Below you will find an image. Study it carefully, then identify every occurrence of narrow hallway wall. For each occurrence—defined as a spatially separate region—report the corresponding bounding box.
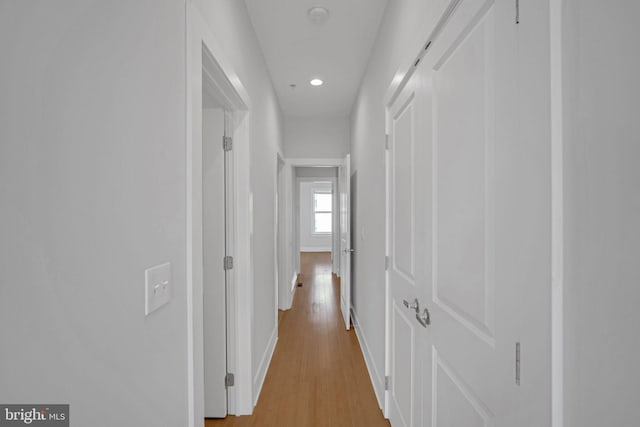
[0,1,188,425]
[0,1,285,424]
[563,1,640,425]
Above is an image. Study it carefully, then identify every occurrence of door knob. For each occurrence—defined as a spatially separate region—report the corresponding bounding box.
[403,298,419,313]
[416,307,431,328]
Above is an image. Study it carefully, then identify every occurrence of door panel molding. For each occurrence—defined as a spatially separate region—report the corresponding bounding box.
[432,348,494,427]
[432,0,496,349]
[392,302,416,427]
[391,92,417,284]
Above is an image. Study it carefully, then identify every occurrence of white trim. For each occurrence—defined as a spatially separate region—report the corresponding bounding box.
[296,177,337,183]
[352,306,385,411]
[382,1,458,106]
[550,1,564,426]
[274,153,280,335]
[185,5,195,425]
[252,326,278,406]
[287,158,343,167]
[186,4,253,422]
[231,115,253,415]
[300,247,332,252]
[383,126,391,418]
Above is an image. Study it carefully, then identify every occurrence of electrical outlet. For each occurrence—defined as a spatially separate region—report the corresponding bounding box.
[145,262,171,316]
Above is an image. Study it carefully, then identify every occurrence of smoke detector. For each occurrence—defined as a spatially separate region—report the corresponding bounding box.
[307,7,330,25]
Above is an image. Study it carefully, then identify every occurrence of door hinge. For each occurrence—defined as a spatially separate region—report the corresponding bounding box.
[223,255,234,271]
[385,255,390,271]
[385,376,390,390]
[515,342,521,386]
[225,373,235,388]
[223,136,233,151]
[385,134,390,150]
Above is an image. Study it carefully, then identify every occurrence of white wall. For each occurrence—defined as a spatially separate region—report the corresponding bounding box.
[299,181,333,252]
[563,1,640,425]
[349,0,441,404]
[0,1,187,425]
[284,116,350,158]
[0,0,284,423]
[193,0,284,405]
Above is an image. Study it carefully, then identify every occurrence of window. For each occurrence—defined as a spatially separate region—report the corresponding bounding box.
[313,191,332,234]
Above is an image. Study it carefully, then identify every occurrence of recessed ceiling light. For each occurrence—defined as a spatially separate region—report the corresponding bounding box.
[310,78,324,86]
[307,7,330,25]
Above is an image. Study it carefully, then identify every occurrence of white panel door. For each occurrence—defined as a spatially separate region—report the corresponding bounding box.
[387,56,432,427]
[387,0,550,425]
[339,154,352,330]
[203,108,227,418]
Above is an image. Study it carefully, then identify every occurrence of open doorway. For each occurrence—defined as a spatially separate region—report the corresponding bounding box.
[281,158,351,331]
[277,159,348,316]
[294,167,339,285]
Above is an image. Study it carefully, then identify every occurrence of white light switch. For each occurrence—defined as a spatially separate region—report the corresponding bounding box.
[145,262,171,316]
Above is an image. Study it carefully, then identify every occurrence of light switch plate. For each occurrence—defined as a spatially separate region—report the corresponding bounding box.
[145,262,171,316]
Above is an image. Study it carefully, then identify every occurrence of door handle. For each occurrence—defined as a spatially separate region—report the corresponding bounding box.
[403,298,419,313]
[416,307,431,328]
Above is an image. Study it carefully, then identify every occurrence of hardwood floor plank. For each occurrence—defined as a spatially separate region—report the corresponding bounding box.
[206,252,389,427]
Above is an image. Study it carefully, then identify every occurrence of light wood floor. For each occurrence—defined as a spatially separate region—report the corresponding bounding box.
[206,252,389,427]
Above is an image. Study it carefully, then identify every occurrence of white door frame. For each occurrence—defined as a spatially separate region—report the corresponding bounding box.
[283,158,343,309]
[186,4,253,425]
[275,154,287,311]
[550,1,564,425]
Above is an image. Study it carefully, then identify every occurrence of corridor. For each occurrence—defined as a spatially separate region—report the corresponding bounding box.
[207,252,389,427]
[2,2,639,426]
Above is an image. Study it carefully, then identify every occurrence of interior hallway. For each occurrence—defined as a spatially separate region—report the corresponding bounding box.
[207,252,389,427]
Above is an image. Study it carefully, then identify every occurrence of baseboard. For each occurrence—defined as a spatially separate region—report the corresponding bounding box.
[300,247,331,252]
[351,306,385,410]
[252,325,278,406]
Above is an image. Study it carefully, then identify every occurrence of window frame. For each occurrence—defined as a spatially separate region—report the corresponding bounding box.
[312,190,333,235]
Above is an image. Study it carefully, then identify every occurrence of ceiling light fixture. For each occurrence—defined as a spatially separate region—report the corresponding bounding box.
[307,7,330,25]
[310,78,324,87]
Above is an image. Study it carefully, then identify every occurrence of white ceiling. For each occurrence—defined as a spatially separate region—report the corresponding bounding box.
[244,0,388,118]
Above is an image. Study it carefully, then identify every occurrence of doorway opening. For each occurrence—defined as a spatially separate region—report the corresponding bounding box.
[294,167,338,293]
[277,157,351,331]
